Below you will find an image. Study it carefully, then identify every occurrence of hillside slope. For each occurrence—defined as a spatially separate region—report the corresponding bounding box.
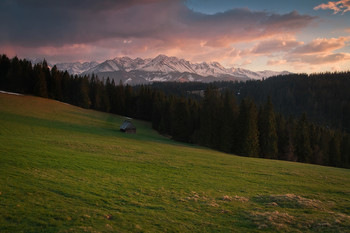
[0,93,350,232]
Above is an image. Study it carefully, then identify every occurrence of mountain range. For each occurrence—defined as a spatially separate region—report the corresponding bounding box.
[51,55,290,84]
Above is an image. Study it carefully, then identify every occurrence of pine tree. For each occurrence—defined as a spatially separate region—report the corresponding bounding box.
[294,114,312,162]
[220,90,239,153]
[152,91,165,131]
[159,97,174,135]
[328,134,341,167]
[6,56,24,93]
[0,54,11,90]
[77,76,90,108]
[237,98,260,157]
[124,84,133,116]
[199,85,222,148]
[171,98,190,142]
[33,63,48,98]
[258,97,278,159]
[341,134,350,168]
[50,65,63,101]
[61,71,71,103]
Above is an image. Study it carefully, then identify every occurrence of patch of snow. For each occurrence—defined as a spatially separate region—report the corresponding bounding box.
[151,77,167,82]
[188,74,194,82]
[55,100,72,106]
[124,78,133,84]
[0,90,23,96]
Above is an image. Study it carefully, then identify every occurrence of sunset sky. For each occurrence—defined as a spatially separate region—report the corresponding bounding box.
[1,0,349,73]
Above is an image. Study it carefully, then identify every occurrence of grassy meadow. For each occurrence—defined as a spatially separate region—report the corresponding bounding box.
[1,92,350,232]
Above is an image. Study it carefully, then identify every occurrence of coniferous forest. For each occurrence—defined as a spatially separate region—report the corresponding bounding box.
[1,54,350,168]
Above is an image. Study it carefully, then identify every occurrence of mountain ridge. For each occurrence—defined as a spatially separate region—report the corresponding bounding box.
[50,55,290,84]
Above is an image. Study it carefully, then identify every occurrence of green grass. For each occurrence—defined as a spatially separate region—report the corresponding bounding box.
[1,93,350,232]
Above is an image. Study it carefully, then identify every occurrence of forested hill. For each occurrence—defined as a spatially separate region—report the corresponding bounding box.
[232,73,350,133]
[149,73,350,133]
[0,54,349,169]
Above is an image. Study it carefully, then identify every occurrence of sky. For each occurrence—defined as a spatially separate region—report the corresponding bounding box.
[0,0,350,73]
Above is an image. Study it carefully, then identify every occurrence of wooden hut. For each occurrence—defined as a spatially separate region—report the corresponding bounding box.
[120,120,136,133]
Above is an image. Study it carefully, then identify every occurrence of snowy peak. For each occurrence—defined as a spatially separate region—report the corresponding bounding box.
[54,61,99,75]
[193,62,229,76]
[54,55,291,84]
[141,54,196,73]
[112,57,149,71]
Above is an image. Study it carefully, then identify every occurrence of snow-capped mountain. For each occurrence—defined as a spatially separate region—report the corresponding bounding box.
[67,54,289,84]
[54,61,99,75]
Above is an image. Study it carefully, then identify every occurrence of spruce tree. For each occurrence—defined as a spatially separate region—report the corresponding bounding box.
[220,90,239,153]
[258,97,278,159]
[294,114,312,162]
[328,133,342,167]
[0,54,11,90]
[77,76,90,108]
[237,98,260,157]
[171,98,190,142]
[341,134,350,168]
[33,63,48,98]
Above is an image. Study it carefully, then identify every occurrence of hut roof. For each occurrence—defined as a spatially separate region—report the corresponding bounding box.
[120,120,136,131]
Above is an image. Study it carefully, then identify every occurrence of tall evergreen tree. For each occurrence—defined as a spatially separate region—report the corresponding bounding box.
[294,114,312,163]
[171,98,191,142]
[199,85,222,148]
[33,63,48,98]
[50,65,63,100]
[258,97,278,159]
[152,91,165,131]
[341,134,350,168]
[77,76,90,108]
[220,90,239,153]
[158,97,174,134]
[328,133,342,167]
[237,98,260,157]
[0,54,11,90]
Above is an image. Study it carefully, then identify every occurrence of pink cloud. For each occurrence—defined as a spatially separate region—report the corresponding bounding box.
[251,38,303,55]
[314,0,350,14]
[267,59,287,66]
[287,53,350,65]
[263,36,350,69]
[292,37,350,54]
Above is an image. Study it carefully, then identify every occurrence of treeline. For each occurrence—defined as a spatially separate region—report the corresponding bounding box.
[150,73,350,133]
[150,86,350,168]
[0,54,349,168]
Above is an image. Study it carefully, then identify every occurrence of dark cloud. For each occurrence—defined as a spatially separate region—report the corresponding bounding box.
[0,0,315,48]
[0,0,175,46]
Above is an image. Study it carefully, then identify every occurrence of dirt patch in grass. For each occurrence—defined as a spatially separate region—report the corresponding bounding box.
[186,191,203,202]
[250,210,294,230]
[329,211,350,225]
[222,195,249,202]
[308,212,350,232]
[253,194,322,209]
[181,192,222,209]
